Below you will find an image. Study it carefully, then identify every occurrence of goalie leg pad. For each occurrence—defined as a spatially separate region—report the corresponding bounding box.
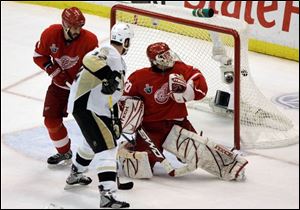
[163,125,248,181]
[118,142,153,179]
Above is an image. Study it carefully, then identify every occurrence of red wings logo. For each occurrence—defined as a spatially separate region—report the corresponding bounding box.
[154,82,169,104]
[54,55,79,70]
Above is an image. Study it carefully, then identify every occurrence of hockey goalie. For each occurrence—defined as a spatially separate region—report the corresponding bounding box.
[117,42,248,181]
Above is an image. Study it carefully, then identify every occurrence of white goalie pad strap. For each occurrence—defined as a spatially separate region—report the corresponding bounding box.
[119,98,144,134]
[118,142,153,179]
[163,125,248,181]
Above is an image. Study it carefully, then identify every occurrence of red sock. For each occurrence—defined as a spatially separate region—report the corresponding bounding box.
[44,118,71,154]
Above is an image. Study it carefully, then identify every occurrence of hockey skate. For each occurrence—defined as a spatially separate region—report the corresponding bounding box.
[99,185,130,208]
[47,150,72,165]
[64,164,92,190]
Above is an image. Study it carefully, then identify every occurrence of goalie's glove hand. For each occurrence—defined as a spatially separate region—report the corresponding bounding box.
[169,73,187,93]
[168,73,187,103]
[46,64,72,87]
[101,71,121,95]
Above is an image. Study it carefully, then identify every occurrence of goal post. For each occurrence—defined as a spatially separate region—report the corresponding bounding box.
[110,4,298,150]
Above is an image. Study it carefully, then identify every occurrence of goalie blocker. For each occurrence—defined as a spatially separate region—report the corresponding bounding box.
[117,98,248,180]
[118,97,154,178]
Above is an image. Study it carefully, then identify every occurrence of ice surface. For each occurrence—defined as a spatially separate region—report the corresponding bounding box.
[1,2,299,209]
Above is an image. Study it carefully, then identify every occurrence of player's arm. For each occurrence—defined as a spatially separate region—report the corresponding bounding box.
[82,49,121,95]
[33,27,54,72]
[169,69,208,103]
[33,27,72,88]
[189,70,208,100]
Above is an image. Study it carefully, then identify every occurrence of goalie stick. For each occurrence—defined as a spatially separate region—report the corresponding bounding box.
[121,133,136,145]
[117,177,133,190]
[116,162,134,190]
[108,96,134,190]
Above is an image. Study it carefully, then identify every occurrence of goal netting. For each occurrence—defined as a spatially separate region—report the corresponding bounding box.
[111,4,298,149]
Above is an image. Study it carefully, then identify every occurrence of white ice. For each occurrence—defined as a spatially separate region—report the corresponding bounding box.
[1,2,299,209]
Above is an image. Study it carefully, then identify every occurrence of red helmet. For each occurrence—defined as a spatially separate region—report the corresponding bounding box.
[62,7,85,29]
[146,42,175,69]
[146,42,170,62]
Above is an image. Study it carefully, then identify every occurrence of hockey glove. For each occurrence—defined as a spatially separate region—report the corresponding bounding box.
[168,73,187,103]
[169,73,187,93]
[46,64,73,87]
[101,71,121,95]
[112,117,122,140]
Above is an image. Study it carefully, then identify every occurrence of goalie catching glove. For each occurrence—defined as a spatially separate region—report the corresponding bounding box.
[169,73,187,93]
[168,73,187,103]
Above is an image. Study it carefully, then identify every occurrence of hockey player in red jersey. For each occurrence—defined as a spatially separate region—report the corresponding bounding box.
[118,42,248,181]
[33,7,98,165]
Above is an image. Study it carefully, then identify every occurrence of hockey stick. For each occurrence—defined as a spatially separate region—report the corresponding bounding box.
[121,133,136,145]
[108,95,134,190]
[116,162,134,190]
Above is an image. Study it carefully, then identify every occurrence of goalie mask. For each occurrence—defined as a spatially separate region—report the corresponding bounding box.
[147,42,178,70]
[111,23,134,55]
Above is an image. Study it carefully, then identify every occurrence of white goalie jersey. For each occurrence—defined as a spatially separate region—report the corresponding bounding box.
[68,42,127,117]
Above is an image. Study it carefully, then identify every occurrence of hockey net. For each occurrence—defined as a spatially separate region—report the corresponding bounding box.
[111,4,298,149]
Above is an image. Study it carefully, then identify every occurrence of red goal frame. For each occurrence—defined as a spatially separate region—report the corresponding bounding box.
[111,4,242,149]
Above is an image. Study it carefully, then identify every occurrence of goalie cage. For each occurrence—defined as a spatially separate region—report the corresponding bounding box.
[111,4,298,149]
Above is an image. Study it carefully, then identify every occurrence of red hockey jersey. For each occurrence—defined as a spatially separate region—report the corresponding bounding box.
[33,24,98,88]
[123,61,208,122]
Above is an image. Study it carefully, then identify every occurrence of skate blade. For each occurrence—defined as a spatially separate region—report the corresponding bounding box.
[100,204,130,209]
[47,159,72,169]
[64,184,76,190]
[64,183,90,190]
